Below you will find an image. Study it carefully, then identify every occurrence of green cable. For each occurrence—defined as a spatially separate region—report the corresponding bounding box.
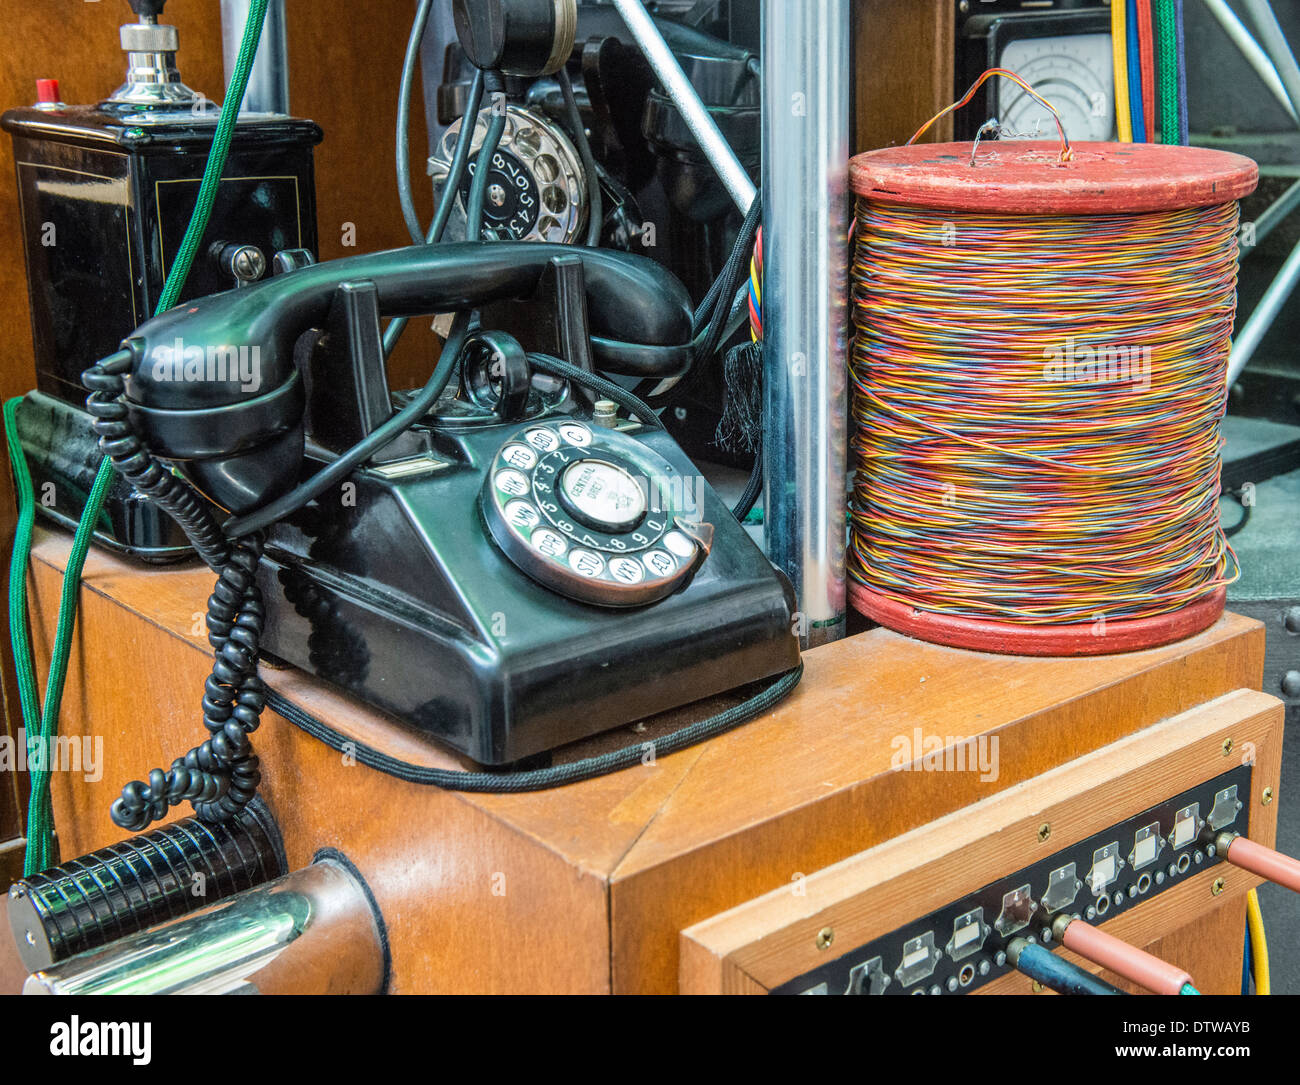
[6,0,271,876]
[1155,0,1181,144]
[4,398,47,869]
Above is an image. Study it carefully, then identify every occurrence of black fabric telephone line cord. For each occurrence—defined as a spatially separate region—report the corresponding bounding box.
[396,0,436,245]
[695,195,761,353]
[731,450,763,522]
[264,661,802,794]
[634,200,761,405]
[526,353,663,428]
[226,312,473,539]
[383,68,486,357]
[464,71,508,240]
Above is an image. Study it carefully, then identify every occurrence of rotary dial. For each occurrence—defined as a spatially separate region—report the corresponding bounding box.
[480,419,712,606]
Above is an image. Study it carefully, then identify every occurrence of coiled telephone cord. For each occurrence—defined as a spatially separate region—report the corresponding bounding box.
[82,353,268,832]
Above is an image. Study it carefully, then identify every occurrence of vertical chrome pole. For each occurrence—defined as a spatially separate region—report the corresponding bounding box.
[221,0,290,114]
[761,0,850,647]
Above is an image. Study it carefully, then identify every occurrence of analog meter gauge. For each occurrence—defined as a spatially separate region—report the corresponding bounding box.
[997,34,1115,143]
[956,6,1114,142]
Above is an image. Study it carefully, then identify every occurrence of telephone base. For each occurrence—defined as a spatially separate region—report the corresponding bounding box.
[256,414,799,765]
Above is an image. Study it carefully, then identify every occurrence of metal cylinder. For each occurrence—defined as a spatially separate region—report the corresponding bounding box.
[23,858,386,996]
[1203,0,1300,124]
[1240,0,1300,122]
[760,0,850,646]
[221,0,290,114]
[8,802,285,972]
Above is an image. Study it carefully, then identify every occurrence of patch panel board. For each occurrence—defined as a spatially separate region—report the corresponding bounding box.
[776,764,1252,995]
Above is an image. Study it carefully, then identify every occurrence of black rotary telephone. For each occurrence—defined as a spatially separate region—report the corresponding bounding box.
[89,240,797,829]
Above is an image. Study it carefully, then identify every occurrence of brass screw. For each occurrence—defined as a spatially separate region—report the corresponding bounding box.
[1038,822,1051,843]
[1262,787,1274,806]
[1211,877,1226,896]
[1032,980,1044,994]
[816,927,834,950]
[1222,738,1234,757]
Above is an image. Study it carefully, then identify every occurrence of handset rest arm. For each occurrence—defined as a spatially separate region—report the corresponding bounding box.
[123,241,692,411]
[115,242,693,515]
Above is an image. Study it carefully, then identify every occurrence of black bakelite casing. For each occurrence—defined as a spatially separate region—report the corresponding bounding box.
[1,103,321,559]
[260,410,799,765]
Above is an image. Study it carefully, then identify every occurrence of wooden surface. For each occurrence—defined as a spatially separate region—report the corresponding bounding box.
[854,0,954,151]
[21,527,1270,993]
[680,689,1282,994]
[0,1,444,857]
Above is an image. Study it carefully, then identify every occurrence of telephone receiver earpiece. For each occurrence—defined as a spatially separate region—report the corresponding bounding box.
[117,242,693,514]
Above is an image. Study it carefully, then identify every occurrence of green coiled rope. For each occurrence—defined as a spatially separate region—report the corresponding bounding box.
[5,0,271,876]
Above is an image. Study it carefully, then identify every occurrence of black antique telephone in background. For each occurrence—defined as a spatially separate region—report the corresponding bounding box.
[428,0,762,467]
[83,238,798,829]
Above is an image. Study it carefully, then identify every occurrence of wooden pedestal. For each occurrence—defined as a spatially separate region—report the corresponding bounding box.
[23,528,1280,994]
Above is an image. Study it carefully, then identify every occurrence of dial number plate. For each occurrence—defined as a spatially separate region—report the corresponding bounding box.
[481,420,710,606]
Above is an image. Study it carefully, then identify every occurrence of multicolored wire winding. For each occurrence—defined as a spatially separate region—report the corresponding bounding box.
[848,199,1242,625]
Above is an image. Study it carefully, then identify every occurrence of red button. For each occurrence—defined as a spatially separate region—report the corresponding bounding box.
[35,79,61,105]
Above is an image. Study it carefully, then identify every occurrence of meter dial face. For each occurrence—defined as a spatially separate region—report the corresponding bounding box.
[997,34,1115,143]
[481,420,712,607]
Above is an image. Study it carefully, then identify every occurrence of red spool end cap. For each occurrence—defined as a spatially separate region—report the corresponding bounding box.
[848,583,1227,657]
[849,141,1258,214]
[35,79,61,105]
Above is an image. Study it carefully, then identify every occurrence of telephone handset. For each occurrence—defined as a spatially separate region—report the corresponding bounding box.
[118,241,695,517]
[104,240,798,768]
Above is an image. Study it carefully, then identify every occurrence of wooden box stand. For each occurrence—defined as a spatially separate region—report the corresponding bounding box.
[22,529,1282,994]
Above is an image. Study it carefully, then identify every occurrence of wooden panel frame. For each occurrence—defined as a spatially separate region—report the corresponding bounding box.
[681,689,1283,994]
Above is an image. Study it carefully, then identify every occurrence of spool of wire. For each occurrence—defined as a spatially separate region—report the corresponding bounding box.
[847,124,1257,654]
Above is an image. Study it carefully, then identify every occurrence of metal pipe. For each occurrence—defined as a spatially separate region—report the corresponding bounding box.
[609,0,756,214]
[1227,231,1300,385]
[1248,176,1300,248]
[760,0,849,647]
[1241,0,1300,124]
[22,859,386,995]
[1203,0,1299,125]
[220,0,290,114]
